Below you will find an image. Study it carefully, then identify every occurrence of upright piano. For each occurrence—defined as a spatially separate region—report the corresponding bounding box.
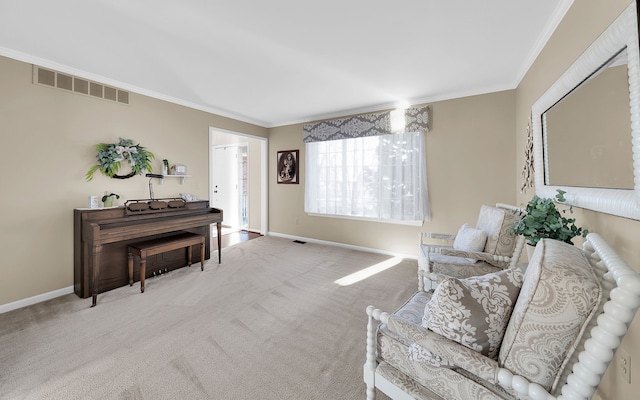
[74,199,223,305]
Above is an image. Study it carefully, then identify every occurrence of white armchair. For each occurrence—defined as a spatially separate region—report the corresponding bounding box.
[365,234,640,400]
[418,204,525,290]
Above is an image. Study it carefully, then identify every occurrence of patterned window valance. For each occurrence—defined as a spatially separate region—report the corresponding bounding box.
[303,105,429,143]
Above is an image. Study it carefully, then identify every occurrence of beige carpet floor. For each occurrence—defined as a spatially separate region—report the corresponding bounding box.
[0,236,417,399]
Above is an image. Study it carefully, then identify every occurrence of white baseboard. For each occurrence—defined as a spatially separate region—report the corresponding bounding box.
[2,234,411,314]
[0,286,74,314]
[267,231,417,260]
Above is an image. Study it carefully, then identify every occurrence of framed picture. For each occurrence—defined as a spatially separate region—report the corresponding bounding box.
[277,149,299,184]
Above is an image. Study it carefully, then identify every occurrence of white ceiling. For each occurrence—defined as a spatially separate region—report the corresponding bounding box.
[0,0,573,128]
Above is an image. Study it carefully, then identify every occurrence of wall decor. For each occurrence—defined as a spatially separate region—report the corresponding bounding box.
[531,4,640,220]
[171,164,187,175]
[520,116,534,194]
[277,149,299,184]
[86,137,154,180]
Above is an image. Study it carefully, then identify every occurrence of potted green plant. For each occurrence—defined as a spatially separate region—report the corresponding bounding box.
[512,189,588,254]
[102,193,120,207]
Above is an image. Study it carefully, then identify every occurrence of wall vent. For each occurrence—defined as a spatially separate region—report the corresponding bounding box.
[73,77,88,95]
[33,65,129,105]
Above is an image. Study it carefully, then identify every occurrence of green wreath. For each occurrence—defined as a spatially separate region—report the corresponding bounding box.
[86,137,155,181]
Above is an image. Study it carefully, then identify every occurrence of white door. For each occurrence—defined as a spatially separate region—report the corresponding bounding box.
[209,127,267,236]
[213,146,240,229]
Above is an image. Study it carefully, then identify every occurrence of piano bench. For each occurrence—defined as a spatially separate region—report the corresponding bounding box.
[127,232,205,293]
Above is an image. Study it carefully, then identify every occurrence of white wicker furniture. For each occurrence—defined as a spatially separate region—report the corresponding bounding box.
[418,203,525,291]
[365,233,640,400]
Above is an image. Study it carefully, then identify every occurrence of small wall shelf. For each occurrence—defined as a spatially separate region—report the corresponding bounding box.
[159,174,191,184]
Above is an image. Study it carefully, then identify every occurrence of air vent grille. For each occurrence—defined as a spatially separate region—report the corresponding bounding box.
[74,77,88,94]
[56,73,72,90]
[33,65,129,105]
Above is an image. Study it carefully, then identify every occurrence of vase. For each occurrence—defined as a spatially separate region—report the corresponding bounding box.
[103,197,114,207]
[526,244,536,260]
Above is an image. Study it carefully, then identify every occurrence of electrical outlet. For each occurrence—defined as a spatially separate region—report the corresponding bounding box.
[619,348,631,384]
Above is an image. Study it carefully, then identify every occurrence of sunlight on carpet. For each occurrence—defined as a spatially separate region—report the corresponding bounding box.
[334,256,404,286]
[0,236,413,399]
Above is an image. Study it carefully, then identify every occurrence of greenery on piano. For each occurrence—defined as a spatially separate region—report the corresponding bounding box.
[101,193,120,203]
[86,138,155,181]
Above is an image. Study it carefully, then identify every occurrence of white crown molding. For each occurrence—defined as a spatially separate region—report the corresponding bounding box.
[512,0,575,88]
[0,47,270,128]
[285,82,516,128]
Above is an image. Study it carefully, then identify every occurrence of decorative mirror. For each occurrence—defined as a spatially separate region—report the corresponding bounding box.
[532,3,640,220]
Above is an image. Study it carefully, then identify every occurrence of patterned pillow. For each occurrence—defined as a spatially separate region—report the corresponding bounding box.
[476,205,517,258]
[498,239,601,391]
[453,223,488,262]
[413,269,523,366]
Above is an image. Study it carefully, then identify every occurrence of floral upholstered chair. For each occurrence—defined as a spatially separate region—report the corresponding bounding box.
[418,204,525,291]
[364,234,640,400]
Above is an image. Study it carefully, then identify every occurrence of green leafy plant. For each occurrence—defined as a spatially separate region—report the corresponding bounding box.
[511,189,588,246]
[101,193,120,203]
[86,138,154,181]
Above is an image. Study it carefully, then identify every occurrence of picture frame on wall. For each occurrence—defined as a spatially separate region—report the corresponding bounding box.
[277,149,299,184]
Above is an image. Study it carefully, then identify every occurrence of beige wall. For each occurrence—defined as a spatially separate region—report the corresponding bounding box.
[0,55,267,306]
[3,1,640,395]
[515,1,640,398]
[268,90,517,256]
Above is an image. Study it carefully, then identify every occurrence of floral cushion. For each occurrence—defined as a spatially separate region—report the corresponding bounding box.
[453,223,488,262]
[410,269,523,367]
[498,239,601,392]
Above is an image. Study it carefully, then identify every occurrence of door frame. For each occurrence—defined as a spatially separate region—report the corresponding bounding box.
[209,127,268,235]
[212,143,245,229]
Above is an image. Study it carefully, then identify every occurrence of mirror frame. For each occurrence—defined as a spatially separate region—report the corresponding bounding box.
[532,3,640,220]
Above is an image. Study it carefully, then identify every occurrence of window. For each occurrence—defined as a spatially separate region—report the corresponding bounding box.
[305,131,429,224]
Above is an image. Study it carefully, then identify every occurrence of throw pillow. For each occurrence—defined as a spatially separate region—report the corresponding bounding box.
[476,205,517,258]
[453,223,488,262]
[421,269,523,363]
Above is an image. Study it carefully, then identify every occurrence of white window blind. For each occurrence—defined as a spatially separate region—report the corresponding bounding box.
[305,131,429,223]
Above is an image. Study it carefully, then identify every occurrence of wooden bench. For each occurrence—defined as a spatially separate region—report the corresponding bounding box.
[127,232,205,293]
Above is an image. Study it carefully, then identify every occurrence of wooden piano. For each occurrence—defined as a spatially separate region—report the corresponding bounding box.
[74,199,223,306]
